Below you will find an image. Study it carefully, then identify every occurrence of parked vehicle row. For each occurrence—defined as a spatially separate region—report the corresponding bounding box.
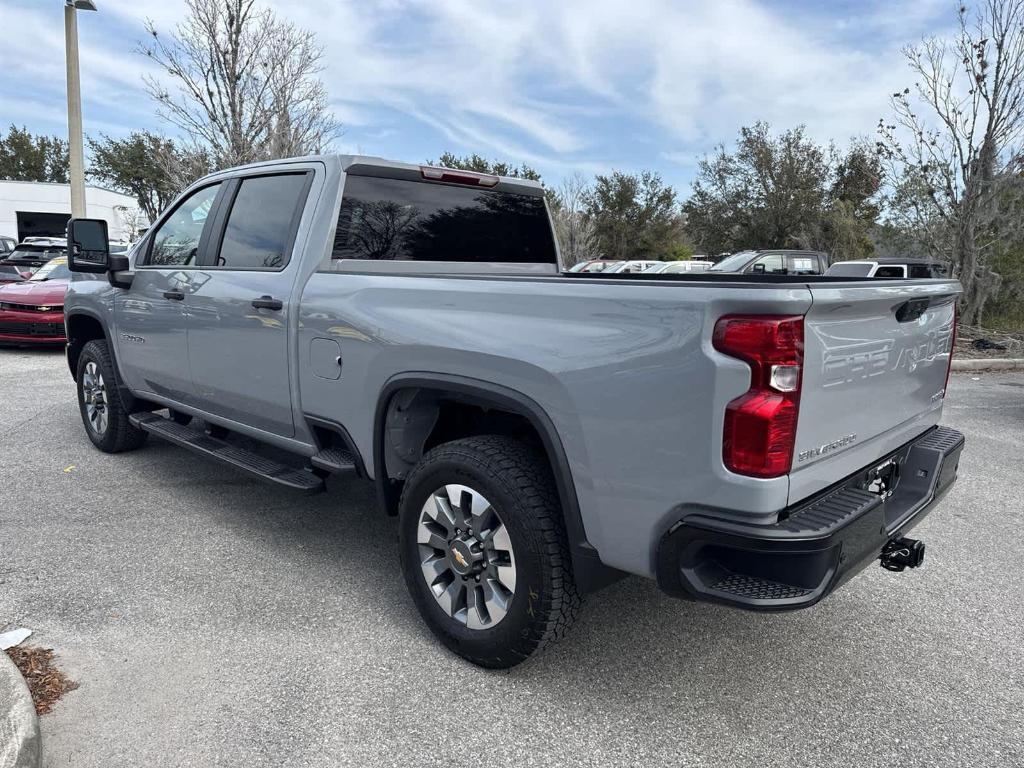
[568,258,714,274]
[568,251,951,280]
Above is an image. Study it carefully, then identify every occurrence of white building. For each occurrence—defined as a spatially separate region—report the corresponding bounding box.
[0,180,144,243]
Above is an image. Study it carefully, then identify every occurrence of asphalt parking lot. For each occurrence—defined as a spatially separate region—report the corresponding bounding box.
[1,348,1022,768]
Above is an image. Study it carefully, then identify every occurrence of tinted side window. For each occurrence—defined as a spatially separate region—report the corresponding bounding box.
[874,266,905,278]
[332,175,557,263]
[147,183,221,266]
[215,174,309,269]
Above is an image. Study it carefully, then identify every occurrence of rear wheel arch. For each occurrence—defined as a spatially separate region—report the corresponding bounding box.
[373,374,622,593]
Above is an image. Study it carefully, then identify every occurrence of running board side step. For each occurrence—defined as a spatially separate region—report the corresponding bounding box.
[129,413,325,494]
[310,446,357,475]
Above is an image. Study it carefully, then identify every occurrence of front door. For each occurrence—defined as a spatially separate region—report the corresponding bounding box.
[186,171,313,437]
[114,182,223,404]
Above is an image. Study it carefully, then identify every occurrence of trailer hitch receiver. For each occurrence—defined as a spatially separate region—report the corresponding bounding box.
[880,537,926,572]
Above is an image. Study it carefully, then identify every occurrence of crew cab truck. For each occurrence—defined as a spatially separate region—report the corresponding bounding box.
[64,155,965,668]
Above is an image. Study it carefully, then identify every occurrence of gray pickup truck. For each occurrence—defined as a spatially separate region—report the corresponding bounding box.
[63,155,965,668]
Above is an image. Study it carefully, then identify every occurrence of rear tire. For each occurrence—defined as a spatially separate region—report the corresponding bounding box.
[398,435,581,668]
[76,340,148,453]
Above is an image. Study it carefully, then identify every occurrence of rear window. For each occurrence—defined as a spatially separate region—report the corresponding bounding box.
[331,175,556,264]
[7,246,64,261]
[826,262,873,277]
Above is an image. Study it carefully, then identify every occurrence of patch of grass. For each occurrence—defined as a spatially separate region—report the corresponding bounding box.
[4,646,78,715]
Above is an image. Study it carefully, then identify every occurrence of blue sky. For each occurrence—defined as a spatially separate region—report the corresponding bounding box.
[0,0,956,192]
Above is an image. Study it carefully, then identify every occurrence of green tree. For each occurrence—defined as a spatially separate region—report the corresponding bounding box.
[584,170,685,259]
[0,125,69,183]
[683,123,829,255]
[683,123,881,261]
[818,140,883,261]
[88,132,184,223]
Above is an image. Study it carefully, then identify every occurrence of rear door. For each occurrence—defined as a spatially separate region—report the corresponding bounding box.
[186,169,314,437]
[789,279,959,503]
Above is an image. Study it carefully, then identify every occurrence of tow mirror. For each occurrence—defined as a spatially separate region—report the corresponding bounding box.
[67,218,110,273]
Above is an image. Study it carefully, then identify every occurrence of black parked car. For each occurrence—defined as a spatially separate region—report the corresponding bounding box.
[0,237,67,271]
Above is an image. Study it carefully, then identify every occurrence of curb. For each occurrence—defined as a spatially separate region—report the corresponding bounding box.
[952,358,1024,372]
[0,651,40,768]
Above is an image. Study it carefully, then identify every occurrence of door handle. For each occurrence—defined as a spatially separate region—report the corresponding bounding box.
[163,289,185,301]
[252,295,283,311]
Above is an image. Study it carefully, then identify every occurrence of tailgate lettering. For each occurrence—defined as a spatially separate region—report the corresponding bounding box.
[821,325,953,386]
[798,434,857,463]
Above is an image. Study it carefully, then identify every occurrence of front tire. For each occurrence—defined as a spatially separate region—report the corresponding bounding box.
[398,435,581,668]
[76,339,148,453]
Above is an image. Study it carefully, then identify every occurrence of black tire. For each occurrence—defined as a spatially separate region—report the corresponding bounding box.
[398,435,581,668]
[76,339,148,453]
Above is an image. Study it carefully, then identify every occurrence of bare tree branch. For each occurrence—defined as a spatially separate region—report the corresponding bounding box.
[138,0,340,168]
[879,0,1024,324]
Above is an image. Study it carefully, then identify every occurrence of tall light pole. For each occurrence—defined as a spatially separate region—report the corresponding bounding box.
[64,0,97,219]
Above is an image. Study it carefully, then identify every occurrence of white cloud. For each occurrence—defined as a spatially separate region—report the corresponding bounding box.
[2,0,953,184]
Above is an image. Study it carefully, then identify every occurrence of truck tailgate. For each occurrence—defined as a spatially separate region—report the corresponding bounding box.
[789,279,958,504]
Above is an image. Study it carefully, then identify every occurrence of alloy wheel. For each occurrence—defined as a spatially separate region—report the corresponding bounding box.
[416,484,517,629]
[81,360,108,435]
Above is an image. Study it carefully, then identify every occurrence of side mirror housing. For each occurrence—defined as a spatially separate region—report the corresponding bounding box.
[67,218,110,273]
[107,253,134,289]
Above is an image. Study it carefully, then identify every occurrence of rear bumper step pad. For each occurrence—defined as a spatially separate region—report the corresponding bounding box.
[130,412,325,494]
[655,425,965,611]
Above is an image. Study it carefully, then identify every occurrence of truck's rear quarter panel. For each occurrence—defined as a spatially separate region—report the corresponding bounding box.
[299,273,813,576]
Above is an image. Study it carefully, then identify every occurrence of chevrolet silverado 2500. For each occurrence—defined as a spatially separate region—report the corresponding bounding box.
[63,156,965,668]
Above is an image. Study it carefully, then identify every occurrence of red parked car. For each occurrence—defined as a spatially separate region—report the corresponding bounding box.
[0,257,70,345]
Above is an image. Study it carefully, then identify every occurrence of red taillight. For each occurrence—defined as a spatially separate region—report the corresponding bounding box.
[419,166,499,187]
[713,315,804,478]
